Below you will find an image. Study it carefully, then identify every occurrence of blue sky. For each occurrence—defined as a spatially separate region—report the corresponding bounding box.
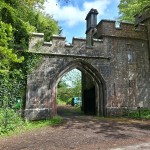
[44,0,120,43]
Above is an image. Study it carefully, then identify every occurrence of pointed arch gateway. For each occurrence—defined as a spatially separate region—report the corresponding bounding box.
[51,59,107,116]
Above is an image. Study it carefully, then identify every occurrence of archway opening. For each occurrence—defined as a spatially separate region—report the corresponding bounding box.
[56,70,98,116]
[52,59,106,117]
[57,69,82,107]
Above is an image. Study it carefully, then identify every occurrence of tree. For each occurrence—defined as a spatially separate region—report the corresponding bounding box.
[0,0,61,133]
[61,69,81,97]
[30,12,60,41]
[57,69,82,104]
[0,0,60,90]
[0,0,60,86]
[0,21,24,73]
[118,0,150,22]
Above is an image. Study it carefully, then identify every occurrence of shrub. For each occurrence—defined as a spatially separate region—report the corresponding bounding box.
[66,98,72,105]
[128,109,150,119]
[0,108,24,135]
[57,98,66,105]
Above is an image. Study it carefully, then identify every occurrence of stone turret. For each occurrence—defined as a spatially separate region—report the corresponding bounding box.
[85,9,98,47]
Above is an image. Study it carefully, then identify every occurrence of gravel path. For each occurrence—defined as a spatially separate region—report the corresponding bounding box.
[0,106,150,150]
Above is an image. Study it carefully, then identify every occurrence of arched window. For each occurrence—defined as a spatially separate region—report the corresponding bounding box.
[127,44,135,64]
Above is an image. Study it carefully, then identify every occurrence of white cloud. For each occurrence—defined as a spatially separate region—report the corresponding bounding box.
[44,0,111,27]
[83,0,110,15]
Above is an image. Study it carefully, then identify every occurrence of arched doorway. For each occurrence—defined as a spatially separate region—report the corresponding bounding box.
[51,59,106,117]
[56,69,82,106]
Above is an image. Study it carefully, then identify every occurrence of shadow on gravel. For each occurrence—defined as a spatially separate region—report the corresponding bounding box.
[57,105,150,140]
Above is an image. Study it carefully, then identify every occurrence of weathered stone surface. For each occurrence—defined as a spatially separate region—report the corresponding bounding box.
[25,8,150,120]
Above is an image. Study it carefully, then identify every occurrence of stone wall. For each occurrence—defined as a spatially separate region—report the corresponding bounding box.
[26,9,150,120]
[92,9,150,116]
[26,35,111,120]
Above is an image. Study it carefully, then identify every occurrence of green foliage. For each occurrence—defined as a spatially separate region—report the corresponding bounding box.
[25,116,63,129]
[118,0,150,22]
[31,12,60,41]
[22,52,42,74]
[0,70,26,136]
[66,98,72,105]
[0,0,60,49]
[0,6,25,114]
[0,72,24,107]
[57,69,82,104]
[72,106,82,112]
[0,0,36,49]
[0,114,63,136]
[0,0,60,135]
[0,108,24,135]
[0,21,24,73]
[128,109,150,119]
[57,98,67,105]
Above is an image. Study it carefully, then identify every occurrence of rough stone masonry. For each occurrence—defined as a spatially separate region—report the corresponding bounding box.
[25,7,150,120]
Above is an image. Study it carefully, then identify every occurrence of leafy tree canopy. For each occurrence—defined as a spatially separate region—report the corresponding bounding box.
[0,0,62,133]
[0,0,60,73]
[118,0,150,22]
[0,0,60,110]
[0,21,24,73]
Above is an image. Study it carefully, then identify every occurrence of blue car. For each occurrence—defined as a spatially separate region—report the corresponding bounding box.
[71,97,82,106]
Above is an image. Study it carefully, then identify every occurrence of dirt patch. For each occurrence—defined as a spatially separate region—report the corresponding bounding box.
[0,106,150,150]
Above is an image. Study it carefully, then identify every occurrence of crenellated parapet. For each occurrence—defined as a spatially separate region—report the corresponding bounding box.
[29,33,109,59]
[96,20,148,40]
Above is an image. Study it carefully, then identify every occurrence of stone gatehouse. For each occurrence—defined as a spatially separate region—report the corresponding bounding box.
[25,8,150,120]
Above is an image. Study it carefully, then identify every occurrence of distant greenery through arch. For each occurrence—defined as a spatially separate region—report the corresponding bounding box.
[57,69,82,105]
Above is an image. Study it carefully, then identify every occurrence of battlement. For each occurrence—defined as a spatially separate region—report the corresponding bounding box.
[96,20,148,40]
[29,33,109,58]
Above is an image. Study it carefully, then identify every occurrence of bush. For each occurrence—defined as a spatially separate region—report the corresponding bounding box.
[0,108,24,135]
[66,98,72,105]
[128,109,150,119]
[57,98,66,105]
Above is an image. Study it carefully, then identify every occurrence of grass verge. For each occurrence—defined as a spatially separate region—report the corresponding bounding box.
[0,115,63,137]
[24,116,63,129]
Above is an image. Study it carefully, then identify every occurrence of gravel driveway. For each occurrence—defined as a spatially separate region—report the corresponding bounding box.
[0,106,150,150]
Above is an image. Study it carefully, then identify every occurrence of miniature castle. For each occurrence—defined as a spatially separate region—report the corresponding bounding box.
[25,7,150,120]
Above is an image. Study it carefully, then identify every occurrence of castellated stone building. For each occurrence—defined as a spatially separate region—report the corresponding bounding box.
[25,7,150,120]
